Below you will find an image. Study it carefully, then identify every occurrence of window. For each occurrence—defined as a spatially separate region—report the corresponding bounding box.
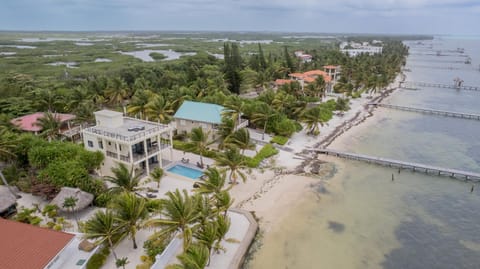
[180,120,186,126]
[98,141,103,149]
[119,145,122,151]
[87,140,93,148]
[108,141,111,146]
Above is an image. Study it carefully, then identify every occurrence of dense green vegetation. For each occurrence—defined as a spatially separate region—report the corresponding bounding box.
[0,31,417,268]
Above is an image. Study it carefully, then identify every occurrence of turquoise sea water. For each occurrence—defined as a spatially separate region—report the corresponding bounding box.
[248,38,480,269]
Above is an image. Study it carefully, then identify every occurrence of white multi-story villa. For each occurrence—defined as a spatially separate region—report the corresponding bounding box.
[340,41,383,57]
[82,110,174,177]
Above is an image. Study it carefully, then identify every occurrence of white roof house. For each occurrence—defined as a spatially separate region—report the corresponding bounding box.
[82,110,174,177]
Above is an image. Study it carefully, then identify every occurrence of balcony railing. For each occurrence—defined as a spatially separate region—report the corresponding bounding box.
[84,123,171,143]
[235,119,249,131]
[106,151,118,159]
[147,145,159,155]
[61,126,82,137]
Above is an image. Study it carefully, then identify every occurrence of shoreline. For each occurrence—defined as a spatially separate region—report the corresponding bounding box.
[233,72,406,238]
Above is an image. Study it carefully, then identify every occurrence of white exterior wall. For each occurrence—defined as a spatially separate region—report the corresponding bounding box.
[175,119,217,140]
[83,133,101,151]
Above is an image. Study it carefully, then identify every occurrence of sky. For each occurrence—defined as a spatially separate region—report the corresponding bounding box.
[1,0,479,35]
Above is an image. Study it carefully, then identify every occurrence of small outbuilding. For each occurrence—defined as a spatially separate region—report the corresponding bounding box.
[50,187,94,213]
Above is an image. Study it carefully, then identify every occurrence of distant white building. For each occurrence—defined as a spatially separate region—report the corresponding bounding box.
[294,50,313,63]
[82,110,174,177]
[340,41,383,57]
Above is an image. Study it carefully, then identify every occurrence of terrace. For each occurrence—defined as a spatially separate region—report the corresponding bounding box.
[83,117,172,143]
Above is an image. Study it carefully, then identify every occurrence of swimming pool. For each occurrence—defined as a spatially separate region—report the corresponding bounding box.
[167,164,203,179]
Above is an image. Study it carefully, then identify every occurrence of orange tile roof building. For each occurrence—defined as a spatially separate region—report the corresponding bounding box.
[275,66,340,93]
[0,219,97,269]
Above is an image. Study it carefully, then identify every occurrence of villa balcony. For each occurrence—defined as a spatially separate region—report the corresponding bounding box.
[107,144,171,164]
[106,151,118,159]
[147,144,159,155]
[61,126,82,137]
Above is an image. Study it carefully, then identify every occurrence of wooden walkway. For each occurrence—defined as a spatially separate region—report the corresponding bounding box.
[368,103,480,120]
[409,52,469,57]
[409,59,466,64]
[403,81,480,91]
[313,148,480,182]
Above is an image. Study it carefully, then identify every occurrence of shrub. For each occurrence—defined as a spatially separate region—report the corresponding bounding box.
[38,161,106,194]
[273,117,296,137]
[271,136,288,145]
[149,52,167,61]
[335,97,351,111]
[246,144,279,168]
[143,232,173,260]
[86,247,110,269]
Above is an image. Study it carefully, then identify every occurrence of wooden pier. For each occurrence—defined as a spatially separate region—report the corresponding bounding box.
[403,81,480,91]
[409,59,467,64]
[368,103,480,120]
[398,87,419,91]
[313,148,480,182]
[409,52,468,57]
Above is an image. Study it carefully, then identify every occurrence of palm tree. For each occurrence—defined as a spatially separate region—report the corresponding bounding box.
[127,90,153,120]
[0,128,17,161]
[83,210,125,260]
[222,96,244,129]
[36,112,62,142]
[166,243,209,269]
[213,214,233,254]
[251,103,275,140]
[149,167,164,189]
[110,192,148,249]
[290,100,307,119]
[73,100,96,127]
[115,257,129,269]
[68,86,91,112]
[214,190,233,216]
[194,168,228,196]
[301,106,333,136]
[217,117,235,150]
[186,127,213,167]
[314,76,327,100]
[31,88,62,112]
[215,148,248,185]
[145,95,175,123]
[193,222,217,265]
[146,189,200,251]
[226,128,255,154]
[195,195,216,227]
[62,196,79,227]
[271,91,294,114]
[104,163,143,195]
[104,77,129,106]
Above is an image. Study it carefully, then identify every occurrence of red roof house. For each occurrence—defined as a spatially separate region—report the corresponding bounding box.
[10,112,76,133]
[0,219,75,269]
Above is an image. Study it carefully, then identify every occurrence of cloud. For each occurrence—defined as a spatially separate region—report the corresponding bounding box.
[0,0,478,33]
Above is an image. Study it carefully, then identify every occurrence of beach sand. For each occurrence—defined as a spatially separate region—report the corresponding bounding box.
[233,73,405,249]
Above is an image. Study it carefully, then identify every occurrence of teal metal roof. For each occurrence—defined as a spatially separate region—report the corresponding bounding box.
[174,101,225,124]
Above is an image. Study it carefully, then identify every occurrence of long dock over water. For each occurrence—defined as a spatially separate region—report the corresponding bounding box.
[368,103,480,121]
[313,148,480,182]
[403,81,480,91]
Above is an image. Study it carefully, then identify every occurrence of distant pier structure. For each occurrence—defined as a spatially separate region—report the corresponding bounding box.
[401,80,480,91]
[453,77,464,88]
